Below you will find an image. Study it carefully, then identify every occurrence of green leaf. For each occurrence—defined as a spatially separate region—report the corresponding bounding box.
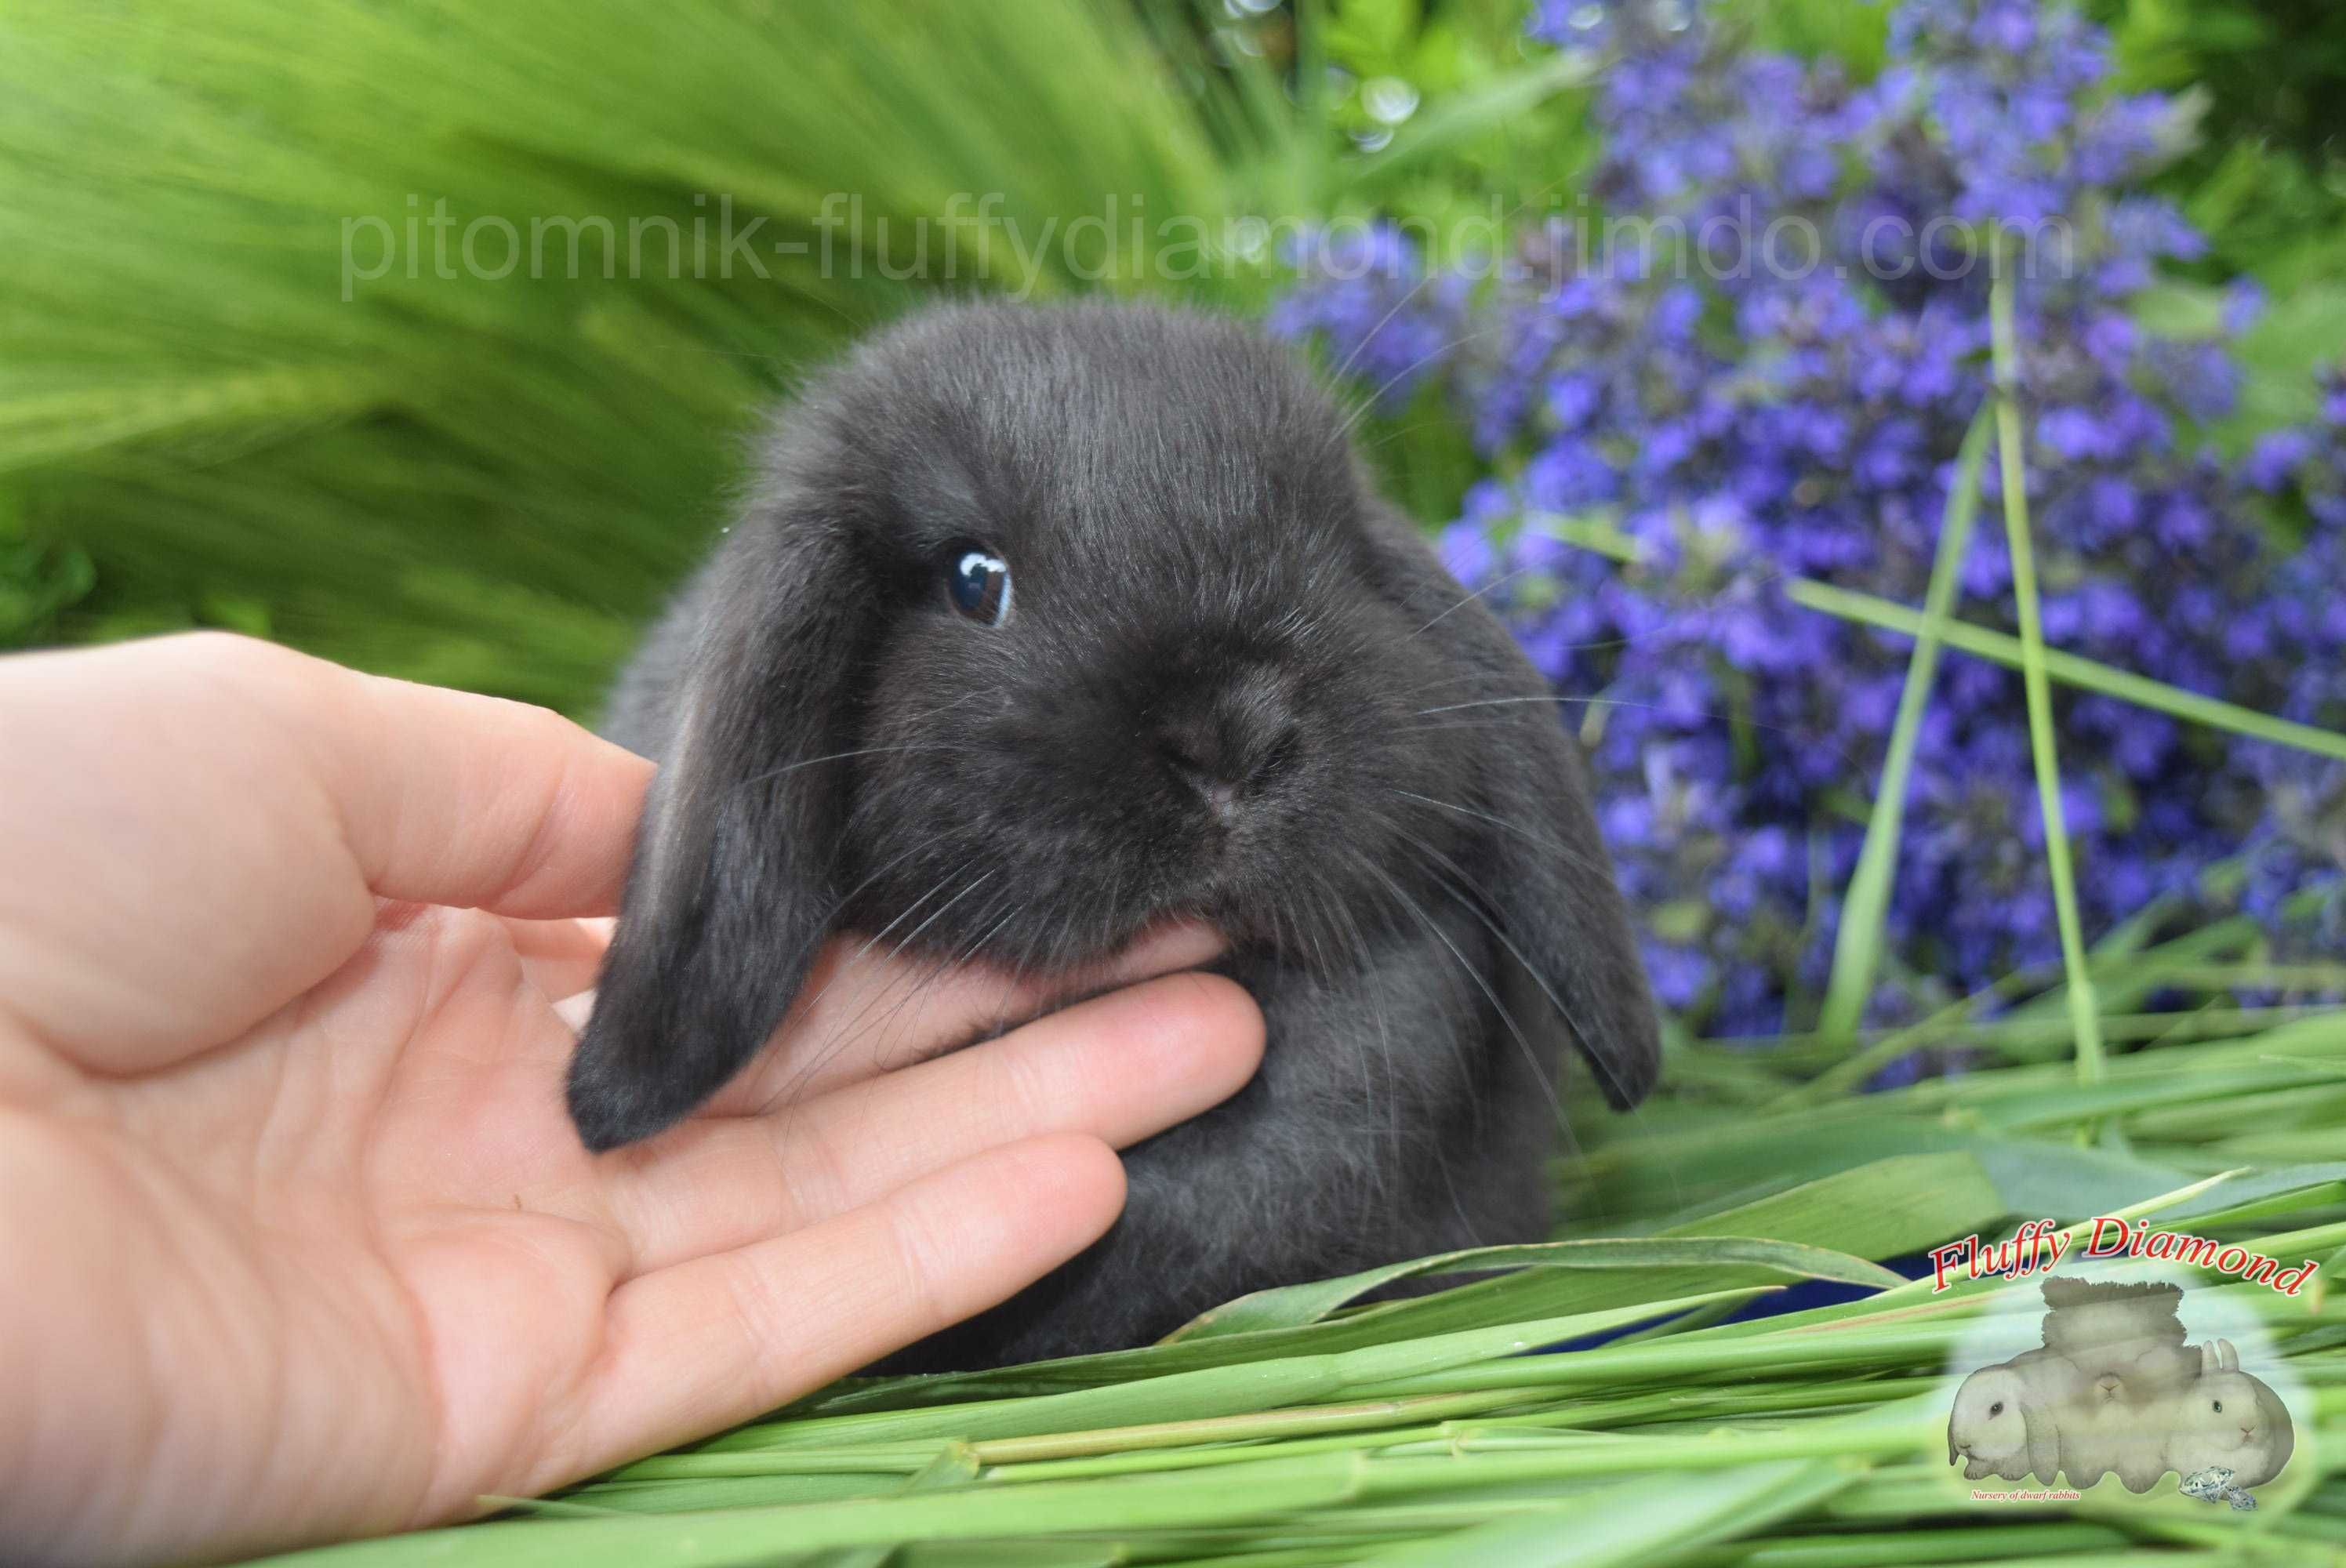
[1355,1457,1862,1568]
[732,1291,1752,1442]
[1784,578,2346,764]
[259,1454,1372,1567]
[1987,274,2105,1094]
[1166,1237,1905,1341]
[1653,1152,2006,1254]
[1816,401,1995,1043]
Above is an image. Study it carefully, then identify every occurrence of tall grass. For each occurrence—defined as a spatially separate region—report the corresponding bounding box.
[1814,405,1996,1044]
[5,5,2341,1564]
[1987,275,2108,1095]
[0,0,1271,706]
[242,993,2346,1565]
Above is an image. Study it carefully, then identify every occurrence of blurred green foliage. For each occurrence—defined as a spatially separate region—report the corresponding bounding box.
[2091,0,2346,172]
[0,2,1280,710]
[2091,0,2346,439]
[5,0,2341,715]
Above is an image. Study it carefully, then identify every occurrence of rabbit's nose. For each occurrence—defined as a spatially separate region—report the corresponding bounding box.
[1155,672,1302,814]
[1157,726,1244,815]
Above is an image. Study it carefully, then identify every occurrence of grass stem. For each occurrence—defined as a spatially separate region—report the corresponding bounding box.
[1987,273,2106,1095]
[1816,403,1996,1044]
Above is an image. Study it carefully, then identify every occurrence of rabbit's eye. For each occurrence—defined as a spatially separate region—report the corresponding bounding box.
[943,543,1012,626]
[1988,1402,2003,1417]
[2213,1399,2224,1414]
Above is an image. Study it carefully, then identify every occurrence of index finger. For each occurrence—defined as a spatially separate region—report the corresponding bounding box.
[0,634,652,1073]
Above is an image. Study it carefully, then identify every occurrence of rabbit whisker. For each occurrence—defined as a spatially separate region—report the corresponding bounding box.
[731,741,964,793]
[754,866,997,1116]
[692,826,964,1113]
[1383,812,1676,1218]
[1324,276,1442,390]
[1411,695,1629,718]
[1324,325,1508,452]
[1380,829,1576,1126]
[1346,849,1537,1137]
[1262,880,1363,1185]
[1394,697,1880,778]
[1407,566,1538,640]
[1315,858,1403,1185]
[1388,789,1612,883]
[833,884,1025,1087]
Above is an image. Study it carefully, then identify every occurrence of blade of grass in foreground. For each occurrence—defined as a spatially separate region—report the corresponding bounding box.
[1166,1236,1905,1340]
[232,1132,2346,1564]
[706,1291,1756,1453]
[1815,401,1996,1045]
[1988,272,2105,1094]
[1353,1457,1862,1568]
[1542,512,2346,767]
[262,1455,1374,1568]
[799,1160,1985,1421]
[1784,577,2346,763]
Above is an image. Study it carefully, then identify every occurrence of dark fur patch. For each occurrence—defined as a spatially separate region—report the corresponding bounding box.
[572,300,1660,1363]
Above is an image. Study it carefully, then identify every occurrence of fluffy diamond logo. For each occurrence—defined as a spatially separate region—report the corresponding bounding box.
[1945,1276,2301,1504]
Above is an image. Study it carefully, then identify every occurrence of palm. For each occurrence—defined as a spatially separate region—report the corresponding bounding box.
[0,637,1258,1565]
[84,907,628,1546]
[296,911,626,1518]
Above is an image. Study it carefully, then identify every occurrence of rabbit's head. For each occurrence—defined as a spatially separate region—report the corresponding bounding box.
[1948,1365,2035,1476]
[566,302,1659,1150]
[2167,1367,2294,1490]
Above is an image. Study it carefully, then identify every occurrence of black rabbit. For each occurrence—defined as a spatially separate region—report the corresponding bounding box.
[568,300,1658,1369]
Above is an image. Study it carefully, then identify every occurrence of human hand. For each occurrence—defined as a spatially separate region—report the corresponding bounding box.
[0,634,1263,1566]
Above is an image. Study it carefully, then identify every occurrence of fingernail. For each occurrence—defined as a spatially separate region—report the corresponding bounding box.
[554,989,597,1034]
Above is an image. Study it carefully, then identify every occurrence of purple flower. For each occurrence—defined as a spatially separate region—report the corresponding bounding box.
[2036,407,2110,463]
[2246,430,2315,492]
[1266,223,1465,410]
[1273,0,2343,1037]
[1436,520,1500,587]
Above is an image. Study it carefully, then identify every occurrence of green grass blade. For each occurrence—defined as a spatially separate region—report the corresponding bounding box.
[1987,273,2105,1093]
[1166,1238,1905,1341]
[1783,578,2346,763]
[1352,53,1596,194]
[724,1291,1753,1450]
[1815,401,1996,1044]
[1353,1457,1862,1568]
[259,1454,1374,1568]
[1540,513,2346,764]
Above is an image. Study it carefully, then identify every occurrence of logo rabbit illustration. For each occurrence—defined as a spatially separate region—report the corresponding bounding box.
[1947,1277,2296,1498]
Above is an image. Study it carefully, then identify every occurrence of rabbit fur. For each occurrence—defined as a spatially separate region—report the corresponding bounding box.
[566,300,1662,1369]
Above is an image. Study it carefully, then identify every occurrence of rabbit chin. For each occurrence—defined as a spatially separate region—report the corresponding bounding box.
[1068,911,1237,979]
[932,873,1341,982]
[903,912,1243,1007]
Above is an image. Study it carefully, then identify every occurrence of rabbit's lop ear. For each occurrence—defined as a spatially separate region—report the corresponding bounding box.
[1477,698,1661,1109]
[1372,506,1661,1109]
[567,514,868,1152]
[2022,1403,2059,1485]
